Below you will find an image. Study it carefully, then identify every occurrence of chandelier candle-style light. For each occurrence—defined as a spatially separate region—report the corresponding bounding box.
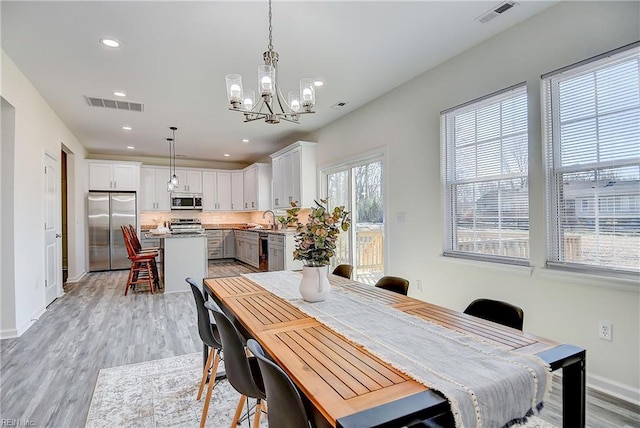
[167,126,179,192]
[225,0,316,124]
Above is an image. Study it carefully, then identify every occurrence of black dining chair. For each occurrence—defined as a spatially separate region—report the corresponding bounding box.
[332,264,353,279]
[206,300,267,428]
[374,276,410,296]
[463,298,524,331]
[187,278,224,428]
[246,339,313,428]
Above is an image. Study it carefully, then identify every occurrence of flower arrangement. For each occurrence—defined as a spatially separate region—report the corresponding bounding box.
[292,199,351,267]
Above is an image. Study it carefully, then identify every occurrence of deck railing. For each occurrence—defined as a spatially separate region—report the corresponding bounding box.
[455,229,583,260]
[333,224,385,283]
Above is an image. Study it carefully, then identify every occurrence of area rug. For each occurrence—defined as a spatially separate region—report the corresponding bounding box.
[85,353,557,428]
[85,353,266,428]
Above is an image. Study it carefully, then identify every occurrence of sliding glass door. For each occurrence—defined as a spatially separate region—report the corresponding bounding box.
[326,157,384,284]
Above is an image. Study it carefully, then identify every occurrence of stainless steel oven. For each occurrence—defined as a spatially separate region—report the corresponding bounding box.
[171,193,203,210]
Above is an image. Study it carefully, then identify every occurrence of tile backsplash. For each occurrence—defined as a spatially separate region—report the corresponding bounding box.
[140,209,310,228]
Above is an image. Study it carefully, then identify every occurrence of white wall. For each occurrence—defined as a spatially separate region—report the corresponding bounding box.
[307,1,640,401]
[1,51,87,336]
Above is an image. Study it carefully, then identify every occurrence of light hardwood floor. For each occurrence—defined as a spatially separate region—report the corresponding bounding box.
[0,261,638,427]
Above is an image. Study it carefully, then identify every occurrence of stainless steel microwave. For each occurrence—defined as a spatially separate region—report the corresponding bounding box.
[171,193,203,210]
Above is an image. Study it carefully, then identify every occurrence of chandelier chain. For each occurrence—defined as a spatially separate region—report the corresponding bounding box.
[267,0,273,51]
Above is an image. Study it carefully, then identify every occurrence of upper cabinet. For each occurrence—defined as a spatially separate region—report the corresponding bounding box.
[173,169,202,193]
[140,166,171,211]
[243,163,271,211]
[270,141,317,209]
[138,163,273,212]
[88,161,140,191]
[203,171,232,211]
[231,172,244,211]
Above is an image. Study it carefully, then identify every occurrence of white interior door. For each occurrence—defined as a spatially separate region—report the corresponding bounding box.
[44,153,61,306]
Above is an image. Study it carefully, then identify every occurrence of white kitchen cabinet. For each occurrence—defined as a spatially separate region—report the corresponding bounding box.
[268,233,302,271]
[174,169,202,193]
[272,155,284,209]
[234,230,260,268]
[216,172,232,211]
[140,166,170,211]
[243,163,271,211]
[231,172,244,211]
[89,161,140,191]
[223,230,235,258]
[269,141,317,209]
[203,171,232,211]
[206,229,224,260]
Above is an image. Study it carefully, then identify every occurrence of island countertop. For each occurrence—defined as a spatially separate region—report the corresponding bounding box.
[144,232,208,239]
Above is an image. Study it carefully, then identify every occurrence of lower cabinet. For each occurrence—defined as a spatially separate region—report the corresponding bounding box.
[267,233,302,271]
[206,230,223,260]
[223,230,235,258]
[206,229,301,271]
[235,230,260,269]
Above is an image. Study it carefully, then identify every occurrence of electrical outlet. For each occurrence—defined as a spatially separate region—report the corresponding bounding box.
[415,279,422,292]
[598,321,613,341]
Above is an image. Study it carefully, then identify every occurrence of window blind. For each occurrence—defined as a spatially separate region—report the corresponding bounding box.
[442,84,529,264]
[543,43,640,278]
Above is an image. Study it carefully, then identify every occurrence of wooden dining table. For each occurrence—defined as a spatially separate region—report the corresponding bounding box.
[203,273,585,428]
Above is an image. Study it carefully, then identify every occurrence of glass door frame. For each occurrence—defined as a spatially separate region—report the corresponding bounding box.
[319,149,387,283]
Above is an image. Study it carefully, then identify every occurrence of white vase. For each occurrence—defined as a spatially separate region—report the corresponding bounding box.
[299,265,330,302]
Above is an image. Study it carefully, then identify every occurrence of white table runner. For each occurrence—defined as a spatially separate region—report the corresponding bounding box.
[244,271,551,428]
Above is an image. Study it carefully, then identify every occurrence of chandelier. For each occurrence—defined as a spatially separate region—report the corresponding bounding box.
[167,126,179,192]
[225,0,316,124]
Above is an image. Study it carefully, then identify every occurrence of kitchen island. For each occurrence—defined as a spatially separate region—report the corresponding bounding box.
[147,233,207,293]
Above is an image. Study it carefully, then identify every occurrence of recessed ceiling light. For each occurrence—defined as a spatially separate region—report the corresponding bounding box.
[100,38,120,48]
[113,91,126,97]
[223,153,230,157]
[314,80,324,87]
[242,139,249,143]
[127,146,135,150]
[122,126,132,131]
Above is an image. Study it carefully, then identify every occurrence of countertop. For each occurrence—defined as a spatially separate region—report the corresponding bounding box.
[144,232,206,239]
[141,224,297,235]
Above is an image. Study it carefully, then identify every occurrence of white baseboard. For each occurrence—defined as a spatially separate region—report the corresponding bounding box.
[551,372,640,407]
[0,328,19,339]
[66,270,86,283]
[13,306,46,337]
[588,373,640,407]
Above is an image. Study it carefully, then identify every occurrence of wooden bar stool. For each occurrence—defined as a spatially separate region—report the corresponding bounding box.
[127,224,161,290]
[121,226,158,295]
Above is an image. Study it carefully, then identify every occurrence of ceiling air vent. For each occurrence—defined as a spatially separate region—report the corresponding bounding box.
[476,1,517,24]
[84,96,144,112]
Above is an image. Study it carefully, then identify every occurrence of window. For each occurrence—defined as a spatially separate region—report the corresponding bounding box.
[324,156,385,284]
[442,84,529,264]
[543,43,640,278]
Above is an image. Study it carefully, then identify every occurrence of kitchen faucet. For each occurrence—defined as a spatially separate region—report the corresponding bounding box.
[262,210,276,230]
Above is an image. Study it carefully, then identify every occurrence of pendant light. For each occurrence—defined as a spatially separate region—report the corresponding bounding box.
[167,126,179,192]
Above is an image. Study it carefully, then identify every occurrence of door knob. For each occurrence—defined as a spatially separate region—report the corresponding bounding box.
[55,233,62,238]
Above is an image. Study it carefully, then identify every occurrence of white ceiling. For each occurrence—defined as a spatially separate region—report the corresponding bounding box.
[1,1,555,164]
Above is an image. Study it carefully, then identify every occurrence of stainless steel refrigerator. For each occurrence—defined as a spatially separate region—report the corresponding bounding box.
[88,191,137,271]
